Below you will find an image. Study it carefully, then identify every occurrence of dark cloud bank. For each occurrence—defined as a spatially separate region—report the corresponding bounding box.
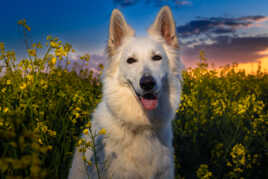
[182,35,268,67]
[177,16,268,37]
[177,16,268,67]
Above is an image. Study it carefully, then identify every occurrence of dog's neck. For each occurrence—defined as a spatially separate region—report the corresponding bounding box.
[105,99,170,136]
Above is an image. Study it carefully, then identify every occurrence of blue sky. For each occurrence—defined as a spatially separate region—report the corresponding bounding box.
[1,0,268,67]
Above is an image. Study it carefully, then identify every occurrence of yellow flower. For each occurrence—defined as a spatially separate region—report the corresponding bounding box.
[26,74,34,81]
[0,42,4,51]
[20,83,27,90]
[231,144,246,158]
[82,155,87,162]
[79,147,86,153]
[85,141,92,147]
[196,164,213,179]
[227,162,232,167]
[6,80,11,85]
[25,24,31,31]
[17,19,26,25]
[1,88,6,93]
[83,128,89,135]
[64,43,72,52]
[234,167,243,173]
[40,79,45,85]
[41,125,48,133]
[87,160,92,166]
[27,49,36,57]
[55,46,67,58]
[85,121,91,128]
[36,42,43,48]
[80,54,90,61]
[74,107,81,111]
[240,156,246,165]
[48,145,53,150]
[3,107,9,113]
[38,138,43,144]
[98,64,104,70]
[50,41,60,48]
[72,119,77,124]
[98,128,106,135]
[51,57,57,65]
[46,35,52,41]
[48,130,57,137]
[75,113,80,118]
[77,139,83,146]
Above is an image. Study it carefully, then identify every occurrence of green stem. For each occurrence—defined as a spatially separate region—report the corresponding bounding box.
[90,129,101,179]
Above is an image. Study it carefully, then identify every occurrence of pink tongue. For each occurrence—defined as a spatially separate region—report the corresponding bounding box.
[141,97,158,110]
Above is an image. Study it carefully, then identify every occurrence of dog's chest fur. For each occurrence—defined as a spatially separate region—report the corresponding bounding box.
[89,102,174,179]
[105,128,173,179]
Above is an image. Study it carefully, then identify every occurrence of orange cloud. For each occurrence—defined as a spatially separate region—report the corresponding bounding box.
[256,48,268,55]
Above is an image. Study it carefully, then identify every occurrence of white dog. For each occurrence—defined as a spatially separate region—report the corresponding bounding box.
[68,6,184,179]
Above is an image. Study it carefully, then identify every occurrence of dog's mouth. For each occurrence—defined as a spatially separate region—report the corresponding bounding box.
[127,80,159,110]
[139,93,158,110]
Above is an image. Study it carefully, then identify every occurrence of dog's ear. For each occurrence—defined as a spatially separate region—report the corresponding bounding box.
[148,6,179,48]
[107,9,135,57]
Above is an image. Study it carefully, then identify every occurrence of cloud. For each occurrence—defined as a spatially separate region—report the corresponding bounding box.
[181,35,268,67]
[113,0,140,7]
[175,0,191,6]
[176,15,268,67]
[240,16,268,23]
[113,0,192,7]
[177,16,268,38]
[146,0,192,7]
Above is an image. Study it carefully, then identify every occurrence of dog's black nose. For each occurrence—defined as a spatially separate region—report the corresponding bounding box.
[140,75,156,91]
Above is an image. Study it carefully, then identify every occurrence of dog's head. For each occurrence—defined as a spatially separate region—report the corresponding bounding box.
[105,6,182,112]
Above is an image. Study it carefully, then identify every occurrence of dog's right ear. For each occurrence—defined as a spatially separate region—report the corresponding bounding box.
[107,9,135,57]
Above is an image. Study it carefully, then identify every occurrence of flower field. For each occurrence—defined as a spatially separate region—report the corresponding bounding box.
[174,60,268,178]
[0,21,267,179]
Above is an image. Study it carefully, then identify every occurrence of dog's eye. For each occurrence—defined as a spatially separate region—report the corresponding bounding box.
[127,57,137,64]
[152,55,162,61]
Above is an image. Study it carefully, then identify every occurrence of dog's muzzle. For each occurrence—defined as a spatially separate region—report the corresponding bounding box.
[127,79,159,111]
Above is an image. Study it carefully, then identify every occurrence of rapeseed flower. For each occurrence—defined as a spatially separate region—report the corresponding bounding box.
[83,129,89,135]
[3,107,9,113]
[6,80,11,85]
[50,41,60,48]
[27,49,36,57]
[98,128,106,135]
[0,42,4,51]
[51,57,57,65]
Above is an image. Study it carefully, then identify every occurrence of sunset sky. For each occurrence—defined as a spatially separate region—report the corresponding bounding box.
[1,0,268,71]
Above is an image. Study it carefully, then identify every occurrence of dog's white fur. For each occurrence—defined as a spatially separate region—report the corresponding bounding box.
[68,6,184,179]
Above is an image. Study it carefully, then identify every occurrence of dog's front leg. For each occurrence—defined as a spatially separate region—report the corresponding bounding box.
[68,148,89,179]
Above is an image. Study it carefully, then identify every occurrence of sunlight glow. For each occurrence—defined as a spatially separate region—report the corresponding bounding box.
[234,56,268,74]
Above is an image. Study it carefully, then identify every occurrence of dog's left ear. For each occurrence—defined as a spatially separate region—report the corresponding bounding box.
[148,6,179,48]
